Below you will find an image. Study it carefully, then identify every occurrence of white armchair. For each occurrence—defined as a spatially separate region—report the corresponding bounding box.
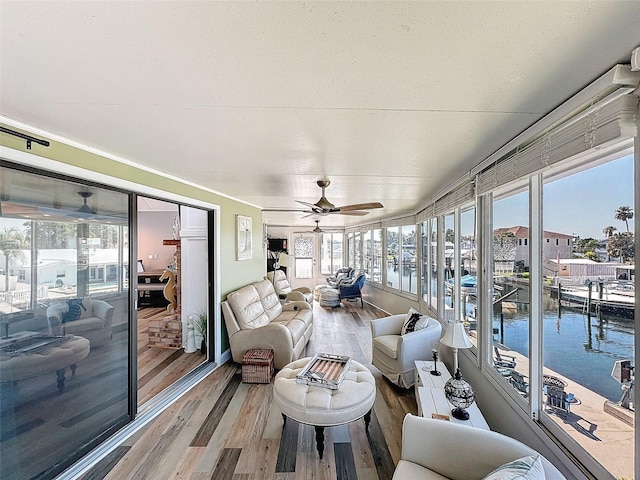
[393,414,566,479]
[370,312,442,388]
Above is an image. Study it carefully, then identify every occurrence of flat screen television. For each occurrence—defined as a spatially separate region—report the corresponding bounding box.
[268,238,287,252]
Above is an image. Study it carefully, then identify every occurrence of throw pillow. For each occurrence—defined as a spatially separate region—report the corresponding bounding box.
[482,454,545,480]
[78,297,92,319]
[62,297,91,323]
[401,308,431,335]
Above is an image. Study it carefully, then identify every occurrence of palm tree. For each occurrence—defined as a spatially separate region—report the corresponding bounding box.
[603,226,616,238]
[0,228,26,294]
[614,206,634,233]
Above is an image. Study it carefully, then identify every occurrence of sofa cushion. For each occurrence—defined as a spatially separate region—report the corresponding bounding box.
[62,316,105,334]
[482,455,545,480]
[373,335,399,359]
[254,279,283,321]
[227,284,270,330]
[273,311,311,344]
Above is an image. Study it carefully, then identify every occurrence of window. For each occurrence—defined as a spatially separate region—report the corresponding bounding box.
[354,232,362,272]
[459,206,476,329]
[541,154,634,475]
[294,236,313,278]
[442,213,454,321]
[421,220,430,302]
[347,233,355,269]
[320,232,343,275]
[430,218,438,310]
[491,190,529,400]
[363,230,372,278]
[0,164,131,479]
[386,226,399,289]
[401,224,417,293]
[372,228,382,284]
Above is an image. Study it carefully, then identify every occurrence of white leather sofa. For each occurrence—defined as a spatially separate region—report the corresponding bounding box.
[393,414,566,479]
[222,279,313,369]
[47,297,114,347]
[371,313,442,388]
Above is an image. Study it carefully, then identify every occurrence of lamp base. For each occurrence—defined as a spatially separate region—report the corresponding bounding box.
[421,365,441,375]
[451,407,470,421]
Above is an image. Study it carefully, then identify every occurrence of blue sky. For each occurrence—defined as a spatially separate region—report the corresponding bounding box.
[493,154,634,239]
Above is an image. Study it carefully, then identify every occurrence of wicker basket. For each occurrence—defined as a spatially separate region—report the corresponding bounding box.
[242,348,274,383]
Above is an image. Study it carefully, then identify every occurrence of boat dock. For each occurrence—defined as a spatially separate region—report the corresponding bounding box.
[489,345,634,480]
[554,281,634,318]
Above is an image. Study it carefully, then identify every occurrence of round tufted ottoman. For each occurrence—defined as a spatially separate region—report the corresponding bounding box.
[0,334,90,393]
[273,357,376,458]
[319,287,340,308]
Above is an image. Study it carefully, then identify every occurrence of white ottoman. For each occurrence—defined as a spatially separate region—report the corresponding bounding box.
[313,284,330,301]
[273,357,376,458]
[319,287,340,308]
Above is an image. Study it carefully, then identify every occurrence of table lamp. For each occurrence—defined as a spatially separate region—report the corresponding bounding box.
[444,368,476,420]
[440,321,472,373]
[441,321,475,420]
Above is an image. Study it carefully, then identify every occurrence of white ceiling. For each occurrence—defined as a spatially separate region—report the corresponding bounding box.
[1,2,639,229]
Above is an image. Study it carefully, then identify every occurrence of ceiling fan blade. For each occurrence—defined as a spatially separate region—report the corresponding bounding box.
[336,210,369,216]
[263,208,309,213]
[295,200,319,209]
[337,202,383,211]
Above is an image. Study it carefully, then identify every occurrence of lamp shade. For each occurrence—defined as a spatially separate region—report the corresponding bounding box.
[278,252,294,268]
[440,321,472,349]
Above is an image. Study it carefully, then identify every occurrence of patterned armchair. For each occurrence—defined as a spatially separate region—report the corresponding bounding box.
[326,267,355,288]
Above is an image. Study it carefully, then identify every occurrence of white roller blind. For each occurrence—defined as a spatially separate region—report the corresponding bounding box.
[476,94,638,195]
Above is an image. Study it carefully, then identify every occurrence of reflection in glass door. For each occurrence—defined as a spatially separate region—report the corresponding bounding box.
[0,163,131,479]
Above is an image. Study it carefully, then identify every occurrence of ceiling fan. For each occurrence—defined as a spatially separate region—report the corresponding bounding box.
[296,180,383,217]
[294,220,345,234]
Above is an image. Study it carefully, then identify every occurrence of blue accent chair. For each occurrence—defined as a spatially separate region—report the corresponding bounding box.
[338,272,366,307]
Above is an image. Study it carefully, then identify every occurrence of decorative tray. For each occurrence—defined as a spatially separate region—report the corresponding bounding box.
[295,353,351,389]
[0,334,68,357]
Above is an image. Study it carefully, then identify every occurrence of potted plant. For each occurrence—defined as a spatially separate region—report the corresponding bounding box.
[193,310,208,354]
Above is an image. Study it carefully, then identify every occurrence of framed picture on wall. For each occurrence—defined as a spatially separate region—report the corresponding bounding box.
[236,214,253,260]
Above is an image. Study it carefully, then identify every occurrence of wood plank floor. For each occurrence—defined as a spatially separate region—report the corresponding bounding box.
[137,308,206,406]
[87,301,417,480]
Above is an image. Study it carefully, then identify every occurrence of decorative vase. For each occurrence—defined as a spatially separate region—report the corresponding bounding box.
[184,320,196,353]
[200,338,206,354]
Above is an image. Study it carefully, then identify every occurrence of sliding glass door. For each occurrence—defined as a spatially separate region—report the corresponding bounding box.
[0,162,132,479]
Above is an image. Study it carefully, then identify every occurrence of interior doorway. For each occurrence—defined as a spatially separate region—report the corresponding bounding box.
[136,196,209,405]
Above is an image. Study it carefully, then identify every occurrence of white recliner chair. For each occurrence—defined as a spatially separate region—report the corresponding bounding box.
[371,312,442,388]
[393,414,566,479]
[266,269,313,304]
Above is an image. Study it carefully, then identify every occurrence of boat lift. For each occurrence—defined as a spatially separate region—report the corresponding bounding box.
[611,360,634,410]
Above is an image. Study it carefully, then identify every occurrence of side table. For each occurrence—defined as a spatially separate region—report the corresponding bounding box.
[414,360,489,430]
